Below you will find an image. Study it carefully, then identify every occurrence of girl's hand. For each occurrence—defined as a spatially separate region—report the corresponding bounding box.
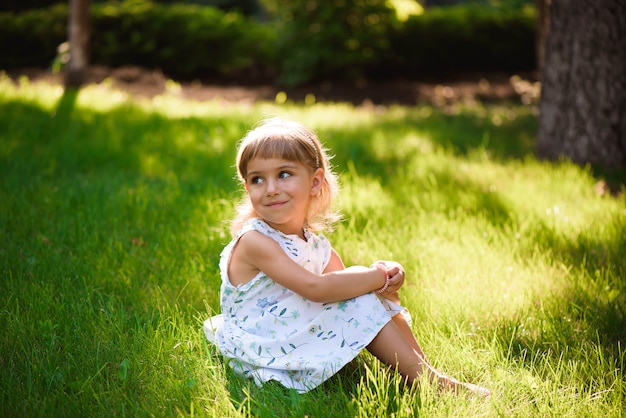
[372,260,405,294]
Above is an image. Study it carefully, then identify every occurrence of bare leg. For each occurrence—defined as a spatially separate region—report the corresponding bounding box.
[380,289,429,361]
[367,320,448,385]
[390,312,429,361]
[367,321,490,397]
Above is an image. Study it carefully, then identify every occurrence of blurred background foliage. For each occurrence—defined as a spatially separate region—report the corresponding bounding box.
[0,0,536,85]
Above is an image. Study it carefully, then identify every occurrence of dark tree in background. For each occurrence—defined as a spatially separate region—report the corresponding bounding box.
[65,0,91,87]
[536,0,626,168]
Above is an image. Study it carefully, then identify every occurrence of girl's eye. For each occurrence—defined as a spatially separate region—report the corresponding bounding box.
[279,171,291,179]
[250,176,263,184]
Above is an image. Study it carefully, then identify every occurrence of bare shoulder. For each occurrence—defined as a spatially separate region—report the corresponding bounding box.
[236,230,279,256]
[228,230,282,286]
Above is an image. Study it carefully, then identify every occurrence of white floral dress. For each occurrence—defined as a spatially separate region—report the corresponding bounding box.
[205,218,408,393]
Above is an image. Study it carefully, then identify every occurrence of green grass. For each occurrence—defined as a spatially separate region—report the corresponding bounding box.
[1,74,624,417]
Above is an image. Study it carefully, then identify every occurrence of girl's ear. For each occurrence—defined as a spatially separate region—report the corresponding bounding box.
[310,168,324,196]
[244,181,250,192]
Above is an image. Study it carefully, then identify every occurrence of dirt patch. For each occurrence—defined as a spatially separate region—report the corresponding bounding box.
[7,65,540,106]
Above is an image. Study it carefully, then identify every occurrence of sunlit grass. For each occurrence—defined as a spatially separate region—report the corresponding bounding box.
[1,76,624,417]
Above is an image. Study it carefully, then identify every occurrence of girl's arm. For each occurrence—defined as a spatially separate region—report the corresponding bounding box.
[232,231,388,303]
[324,249,406,299]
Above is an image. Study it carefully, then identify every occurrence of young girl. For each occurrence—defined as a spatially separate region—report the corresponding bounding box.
[204,118,489,397]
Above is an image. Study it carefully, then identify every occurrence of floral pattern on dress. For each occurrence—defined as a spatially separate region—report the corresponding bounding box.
[213,218,402,393]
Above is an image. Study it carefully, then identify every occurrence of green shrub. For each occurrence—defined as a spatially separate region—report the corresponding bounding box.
[268,0,398,86]
[384,5,536,77]
[0,2,274,80]
[0,2,536,83]
[91,2,275,79]
[0,5,67,69]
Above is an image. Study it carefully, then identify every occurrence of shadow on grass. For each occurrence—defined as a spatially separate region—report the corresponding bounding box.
[2,90,240,283]
[325,107,538,170]
[222,365,356,416]
[222,357,418,417]
[54,86,79,118]
[427,175,624,379]
[0,92,250,415]
[319,112,625,380]
[325,108,624,194]
[2,91,624,414]
[501,215,626,350]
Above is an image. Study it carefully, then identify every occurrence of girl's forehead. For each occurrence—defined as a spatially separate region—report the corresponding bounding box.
[247,157,303,170]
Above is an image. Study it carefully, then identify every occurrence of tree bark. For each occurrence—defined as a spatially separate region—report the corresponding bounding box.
[536,0,626,168]
[65,0,91,88]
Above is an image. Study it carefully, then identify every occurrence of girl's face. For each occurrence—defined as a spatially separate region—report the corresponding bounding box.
[244,157,323,238]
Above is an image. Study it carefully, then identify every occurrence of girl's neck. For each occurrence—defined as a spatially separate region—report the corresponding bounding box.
[260,218,307,240]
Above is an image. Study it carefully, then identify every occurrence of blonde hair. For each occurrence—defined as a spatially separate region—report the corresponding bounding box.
[230,118,340,236]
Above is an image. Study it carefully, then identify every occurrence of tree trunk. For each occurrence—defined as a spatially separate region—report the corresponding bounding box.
[65,0,91,88]
[536,0,626,168]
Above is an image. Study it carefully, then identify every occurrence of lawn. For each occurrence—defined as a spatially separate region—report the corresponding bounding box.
[0,74,624,417]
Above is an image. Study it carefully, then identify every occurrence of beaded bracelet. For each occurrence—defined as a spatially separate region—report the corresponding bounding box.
[371,263,390,294]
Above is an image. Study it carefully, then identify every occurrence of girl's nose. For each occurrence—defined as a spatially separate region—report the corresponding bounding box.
[266,179,279,195]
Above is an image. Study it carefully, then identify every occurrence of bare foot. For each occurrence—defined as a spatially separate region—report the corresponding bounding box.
[440,377,491,398]
[459,381,491,398]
